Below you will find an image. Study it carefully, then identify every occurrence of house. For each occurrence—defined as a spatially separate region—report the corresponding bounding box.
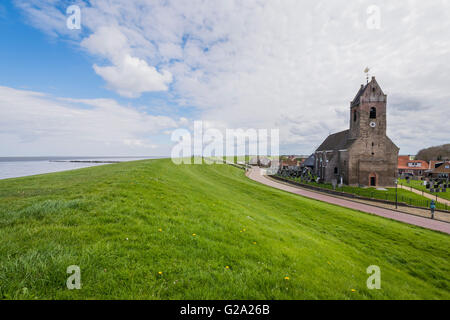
[429,160,445,170]
[314,76,399,187]
[259,157,271,168]
[428,161,450,179]
[280,158,301,170]
[248,156,271,167]
[249,157,259,166]
[398,155,428,178]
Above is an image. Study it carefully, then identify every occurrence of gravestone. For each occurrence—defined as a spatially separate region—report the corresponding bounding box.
[331,179,337,190]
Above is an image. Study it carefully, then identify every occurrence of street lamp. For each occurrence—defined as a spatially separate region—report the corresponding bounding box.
[395,179,398,209]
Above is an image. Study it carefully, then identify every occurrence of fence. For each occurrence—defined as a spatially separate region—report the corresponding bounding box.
[203,157,251,170]
[275,174,449,212]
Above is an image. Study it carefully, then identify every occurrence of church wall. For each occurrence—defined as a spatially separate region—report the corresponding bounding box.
[339,151,349,185]
[314,150,350,185]
[347,137,398,187]
[324,150,339,183]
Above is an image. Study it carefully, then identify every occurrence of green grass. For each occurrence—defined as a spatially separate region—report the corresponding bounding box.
[283,176,449,211]
[399,179,450,202]
[0,159,449,300]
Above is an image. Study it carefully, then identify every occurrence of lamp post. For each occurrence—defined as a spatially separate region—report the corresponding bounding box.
[395,179,398,209]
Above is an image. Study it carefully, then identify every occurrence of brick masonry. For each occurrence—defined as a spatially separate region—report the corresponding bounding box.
[315,77,399,187]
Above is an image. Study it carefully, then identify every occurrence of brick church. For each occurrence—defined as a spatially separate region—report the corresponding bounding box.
[314,76,399,187]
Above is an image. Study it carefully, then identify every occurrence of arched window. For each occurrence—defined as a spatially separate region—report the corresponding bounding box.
[334,167,338,174]
[370,107,377,119]
[353,110,357,122]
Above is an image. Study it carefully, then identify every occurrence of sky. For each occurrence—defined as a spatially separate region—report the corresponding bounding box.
[0,0,449,156]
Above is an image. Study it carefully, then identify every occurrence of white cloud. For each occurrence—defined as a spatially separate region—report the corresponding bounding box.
[93,54,172,98]
[81,25,129,59]
[0,86,179,156]
[81,25,173,97]
[13,0,450,154]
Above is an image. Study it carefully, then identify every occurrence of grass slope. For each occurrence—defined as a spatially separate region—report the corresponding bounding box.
[0,159,449,299]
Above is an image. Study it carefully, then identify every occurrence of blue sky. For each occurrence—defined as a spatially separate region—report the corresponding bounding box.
[0,2,101,98]
[0,1,196,120]
[0,1,449,156]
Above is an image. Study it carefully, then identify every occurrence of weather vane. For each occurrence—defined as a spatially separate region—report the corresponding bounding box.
[364,67,370,84]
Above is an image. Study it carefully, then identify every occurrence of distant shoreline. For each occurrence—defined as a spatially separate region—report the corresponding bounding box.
[0,157,166,180]
[0,156,167,162]
[49,160,123,164]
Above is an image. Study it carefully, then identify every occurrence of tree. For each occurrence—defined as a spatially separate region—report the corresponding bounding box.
[416,144,450,162]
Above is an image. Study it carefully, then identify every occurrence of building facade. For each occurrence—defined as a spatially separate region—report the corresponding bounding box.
[429,161,450,179]
[397,155,429,178]
[314,77,399,187]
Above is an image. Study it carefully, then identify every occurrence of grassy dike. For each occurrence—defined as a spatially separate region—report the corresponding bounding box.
[0,158,449,299]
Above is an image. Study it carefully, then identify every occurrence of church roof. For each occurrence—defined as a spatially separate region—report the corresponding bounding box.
[302,154,315,167]
[351,84,368,107]
[316,130,355,152]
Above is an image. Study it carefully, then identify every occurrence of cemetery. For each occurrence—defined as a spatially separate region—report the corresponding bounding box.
[400,177,450,201]
[275,166,450,212]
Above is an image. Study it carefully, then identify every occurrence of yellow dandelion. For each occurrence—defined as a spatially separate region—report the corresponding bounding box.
[284,276,290,280]
[253,242,257,245]
[192,233,196,236]
[158,271,163,275]
[158,228,162,232]
[225,266,230,269]
[351,289,356,292]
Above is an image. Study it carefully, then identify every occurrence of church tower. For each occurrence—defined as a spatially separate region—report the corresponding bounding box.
[349,76,387,141]
[314,75,398,187]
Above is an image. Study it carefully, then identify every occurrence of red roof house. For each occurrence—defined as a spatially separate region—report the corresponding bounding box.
[398,155,428,177]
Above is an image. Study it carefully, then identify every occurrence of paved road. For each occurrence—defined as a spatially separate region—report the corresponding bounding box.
[247,167,450,235]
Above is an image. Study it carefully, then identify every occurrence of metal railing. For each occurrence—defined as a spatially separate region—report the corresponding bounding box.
[276,174,449,212]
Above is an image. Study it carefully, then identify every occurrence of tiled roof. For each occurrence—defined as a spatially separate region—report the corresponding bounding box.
[351,84,368,107]
[281,159,300,167]
[429,160,444,169]
[398,156,428,170]
[431,162,450,173]
[316,130,354,151]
